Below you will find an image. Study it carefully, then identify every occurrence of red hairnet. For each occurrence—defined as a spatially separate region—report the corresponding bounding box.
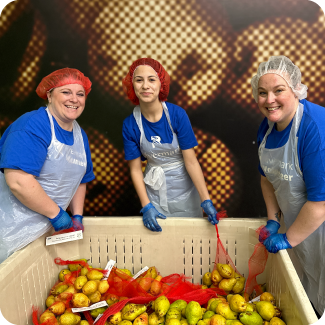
[36,68,92,99]
[122,58,170,105]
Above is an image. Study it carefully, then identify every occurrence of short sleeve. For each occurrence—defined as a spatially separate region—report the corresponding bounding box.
[171,104,198,150]
[122,116,142,161]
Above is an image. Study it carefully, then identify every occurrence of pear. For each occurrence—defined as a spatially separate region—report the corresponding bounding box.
[185,301,202,325]
[59,312,81,325]
[98,279,109,294]
[150,275,163,295]
[68,259,88,272]
[119,321,133,325]
[74,275,88,290]
[216,264,234,279]
[273,307,281,318]
[209,314,226,325]
[166,320,182,325]
[269,317,286,325]
[106,293,119,306]
[155,296,171,317]
[218,278,237,292]
[90,307,108,318]
[40,311,56,324]
[170,300,188,312]
[46,295,56,308]
[149,311,165,325]
[86,269,104,281]
[134,312,149,325]
[145,266,158,278]
[119,269,133,277]
[216,302,238,320]
[122,304,147,321]
[201,308,207,317]
[229,294,247,313]
[207,299,217,311]
[62,286,77,295]
[49,301,66,315]
[211,269,223,284]
[72,293,90,308]
[203,272,213,286]
[246,303,255,312]
[180,319,189,325]
[51,283,69,296]
[260,292,275,305]
[232,277,246,294]
[80,267,89,276]
[82,280,98,295]
[209,298,227,312]
[256,302,275,321]
[239,311,263,325]
[226,295,233,303]
[80,321,90,325]
[203,311,215,319]
[139,277,154,292]
[225,321,243,325]
[263,322,270,325]
[88,290,101,303]
[59,269,72,282]
[109,312,123,325]
[202,285,208,289]
[166,308,182,320]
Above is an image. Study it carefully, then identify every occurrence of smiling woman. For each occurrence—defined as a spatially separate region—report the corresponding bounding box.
[0,68,95,264]
[252,55,325,317]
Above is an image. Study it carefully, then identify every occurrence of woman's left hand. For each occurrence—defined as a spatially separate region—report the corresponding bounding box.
[72,214,84,231]
[201,200,219,225]
[263,233,292,253]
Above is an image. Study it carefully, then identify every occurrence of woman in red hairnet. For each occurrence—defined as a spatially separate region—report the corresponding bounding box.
[122,58,218,232]
[0,68,95,263]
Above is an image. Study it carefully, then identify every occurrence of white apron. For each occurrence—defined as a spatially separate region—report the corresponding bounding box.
[259,102,325,315]
[0,108,87,263]
[133,102,202,218]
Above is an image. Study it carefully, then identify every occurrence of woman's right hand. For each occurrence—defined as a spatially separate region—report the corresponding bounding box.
[259,220,280,243]
[140,203,166,232]
[49,207,73,231]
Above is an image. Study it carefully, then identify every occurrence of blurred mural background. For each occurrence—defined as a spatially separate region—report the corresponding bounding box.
[0,0,324,217]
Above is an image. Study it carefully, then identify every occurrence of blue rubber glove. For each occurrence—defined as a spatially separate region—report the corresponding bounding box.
[72,214,84,231]
[201,200,219,225]
[140,203,166,232]
[49,207,73,231]
[263,233,292,253]
[259,220,280,243]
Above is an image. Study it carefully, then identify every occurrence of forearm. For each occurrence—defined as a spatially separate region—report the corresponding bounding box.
[4,168,60,219]
[286,200,325,247]
[261,175,281,222]
[183,149,210,202]
[69,183,86,215]
[129,159,150,208]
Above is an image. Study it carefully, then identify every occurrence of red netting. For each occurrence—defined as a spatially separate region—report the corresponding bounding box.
[122,58,170,105]
[51,218,84,236]
[244,226,269,297]
[36,68,92,99]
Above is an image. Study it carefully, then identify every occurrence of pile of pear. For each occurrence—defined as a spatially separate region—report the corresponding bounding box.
[202,291,286,325]
[202,264,246,295]
[39,259,129,325]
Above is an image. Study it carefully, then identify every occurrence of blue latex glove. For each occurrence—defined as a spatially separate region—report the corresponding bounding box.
[72,214,84,231]
[263,233,292,253]
[259,220,280,243]
[201,200,219,225]
[49,207,73,231]
[140,203,166,232]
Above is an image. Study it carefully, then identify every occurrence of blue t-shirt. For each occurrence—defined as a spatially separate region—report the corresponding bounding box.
[122,102,198,161]
[257,99,325,201]
[0,107,95,184]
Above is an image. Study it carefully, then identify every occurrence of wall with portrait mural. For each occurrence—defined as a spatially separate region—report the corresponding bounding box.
[0,0,324,217]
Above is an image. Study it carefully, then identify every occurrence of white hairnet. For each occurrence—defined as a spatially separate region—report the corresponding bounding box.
[251,56,308,102]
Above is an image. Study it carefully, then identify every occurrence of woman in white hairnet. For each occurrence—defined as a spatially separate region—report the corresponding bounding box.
[252,55,325,317]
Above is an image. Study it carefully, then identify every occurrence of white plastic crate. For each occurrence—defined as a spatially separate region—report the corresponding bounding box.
[0,217,318,325]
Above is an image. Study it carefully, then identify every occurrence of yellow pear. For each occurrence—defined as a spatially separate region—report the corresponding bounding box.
[185,301,202,325]
[216,302,238,320]
[59,312,81,325]
[46,295,56,308]
[209,314,226,325]
[148,311,165,325]
[211,269,223,283]
[74,275,88,290]
[256,301,275,321]
[270,317,286,325]
[40,311,56,324]
[134,312,149,325]
[82,280,98,295]
[72,293,90,308]
[109,312,123,325]
[98,279,109,294]
[260,292,276,305]
[59,269,71,282]
[88,290,101,303]
[203,272,213,286]
[49,301,66,315]
[218,278,237,292]
[232,277,245,294]
[216,264,234,279]
[122,304,147,321]
[229,294,247,313]
[68,259,88,272]
[155,296,170,317]
[86,269,104,281]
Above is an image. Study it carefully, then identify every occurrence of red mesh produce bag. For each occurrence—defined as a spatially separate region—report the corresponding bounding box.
[51,218,84,236]
[244,226,269,297]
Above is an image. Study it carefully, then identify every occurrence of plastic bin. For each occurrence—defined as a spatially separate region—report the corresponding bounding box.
[0,217,318,325]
